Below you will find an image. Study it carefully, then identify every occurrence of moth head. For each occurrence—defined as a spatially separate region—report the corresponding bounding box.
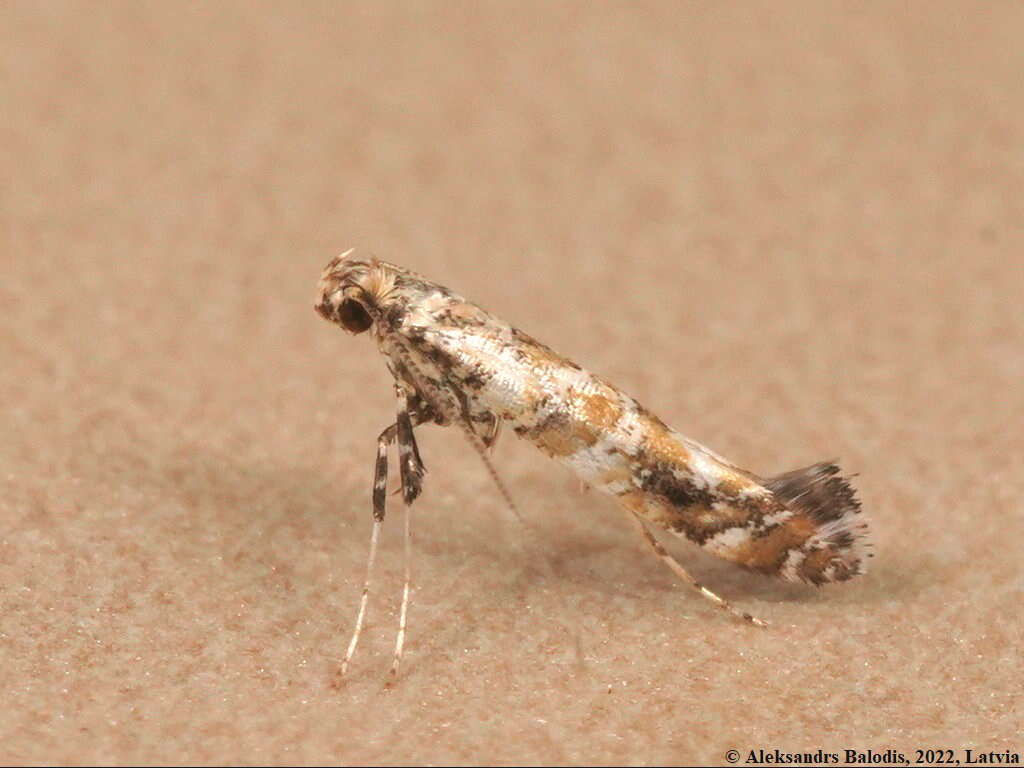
[315,249,397,335]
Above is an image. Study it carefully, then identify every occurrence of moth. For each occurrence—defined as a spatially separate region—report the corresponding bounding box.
[315,249,870,676]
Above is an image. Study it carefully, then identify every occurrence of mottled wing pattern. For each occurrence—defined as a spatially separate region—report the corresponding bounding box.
[387,286,869,586]
[317,252,870,591]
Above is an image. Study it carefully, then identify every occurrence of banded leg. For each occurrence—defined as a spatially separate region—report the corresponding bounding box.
[339,425,394,677]
[628,513,768,628]
[391,389,424,676]
[395,389,426,505]
[340,401,430,679]
[387,344,585,662]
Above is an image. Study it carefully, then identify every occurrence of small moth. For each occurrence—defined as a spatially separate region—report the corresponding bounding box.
[315,250,870,676]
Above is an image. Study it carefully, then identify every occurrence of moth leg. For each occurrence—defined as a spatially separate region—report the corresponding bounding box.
[391,388,422,676]
[388,399,428,496]
[458,419,525,525]
[340,422,397,678]
[395,388,426,505]
[481,413,502,451]
[628,513,768,628]
[341,401,433,680]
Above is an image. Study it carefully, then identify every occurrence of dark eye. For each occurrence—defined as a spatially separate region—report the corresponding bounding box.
[338,298,373,333]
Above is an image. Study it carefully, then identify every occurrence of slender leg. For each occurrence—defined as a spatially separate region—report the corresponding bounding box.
[391,495,412,676]
[629,512,768,628]
[340,424,396,677]
[339,400,432,680]
[395,389,425,505]
[391,389,422,676]
[481,414,502,450]
[458,419,525,526]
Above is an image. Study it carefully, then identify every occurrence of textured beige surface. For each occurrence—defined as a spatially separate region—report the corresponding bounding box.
[2,1,1022,765]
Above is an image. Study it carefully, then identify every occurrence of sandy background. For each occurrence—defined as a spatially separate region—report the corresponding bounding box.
[2,1,1022,765]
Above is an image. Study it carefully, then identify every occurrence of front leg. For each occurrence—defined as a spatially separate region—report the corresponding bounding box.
[373,391,432,519]
[390,385,433,676]
[341,392,434,679]
[395,387,426,505]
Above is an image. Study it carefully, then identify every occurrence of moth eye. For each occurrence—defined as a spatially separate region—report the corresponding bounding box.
[338,298,373,334]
